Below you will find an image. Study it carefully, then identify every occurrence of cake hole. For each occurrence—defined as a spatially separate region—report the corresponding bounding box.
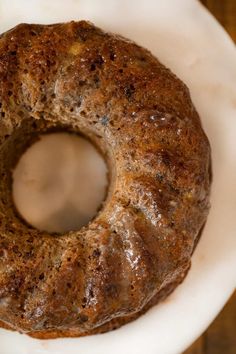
[12,133,108,233]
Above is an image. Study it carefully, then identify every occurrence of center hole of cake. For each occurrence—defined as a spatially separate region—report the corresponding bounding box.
[12,133,108,233]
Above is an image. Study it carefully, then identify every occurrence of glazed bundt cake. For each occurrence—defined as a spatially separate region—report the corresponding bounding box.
[0,21,211,338]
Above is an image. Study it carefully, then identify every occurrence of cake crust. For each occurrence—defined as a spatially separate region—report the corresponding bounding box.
[0,21,211,338]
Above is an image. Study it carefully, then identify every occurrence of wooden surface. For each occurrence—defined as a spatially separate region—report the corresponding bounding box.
[200,0,236,41]
[184,1,236,353]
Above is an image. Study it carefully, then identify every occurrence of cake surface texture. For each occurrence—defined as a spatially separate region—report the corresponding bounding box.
[0,21,211,338]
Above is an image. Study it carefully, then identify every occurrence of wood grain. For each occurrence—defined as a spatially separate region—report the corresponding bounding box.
[184,1,236,352]
[200,0,236,42]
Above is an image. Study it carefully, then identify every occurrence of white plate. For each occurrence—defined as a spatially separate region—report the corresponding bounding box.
[0,1,236,353]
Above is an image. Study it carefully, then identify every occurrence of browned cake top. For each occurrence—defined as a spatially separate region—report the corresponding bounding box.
[0,21,211,338]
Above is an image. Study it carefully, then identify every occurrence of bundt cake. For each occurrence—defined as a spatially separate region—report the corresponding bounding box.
[0,21,211,338]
